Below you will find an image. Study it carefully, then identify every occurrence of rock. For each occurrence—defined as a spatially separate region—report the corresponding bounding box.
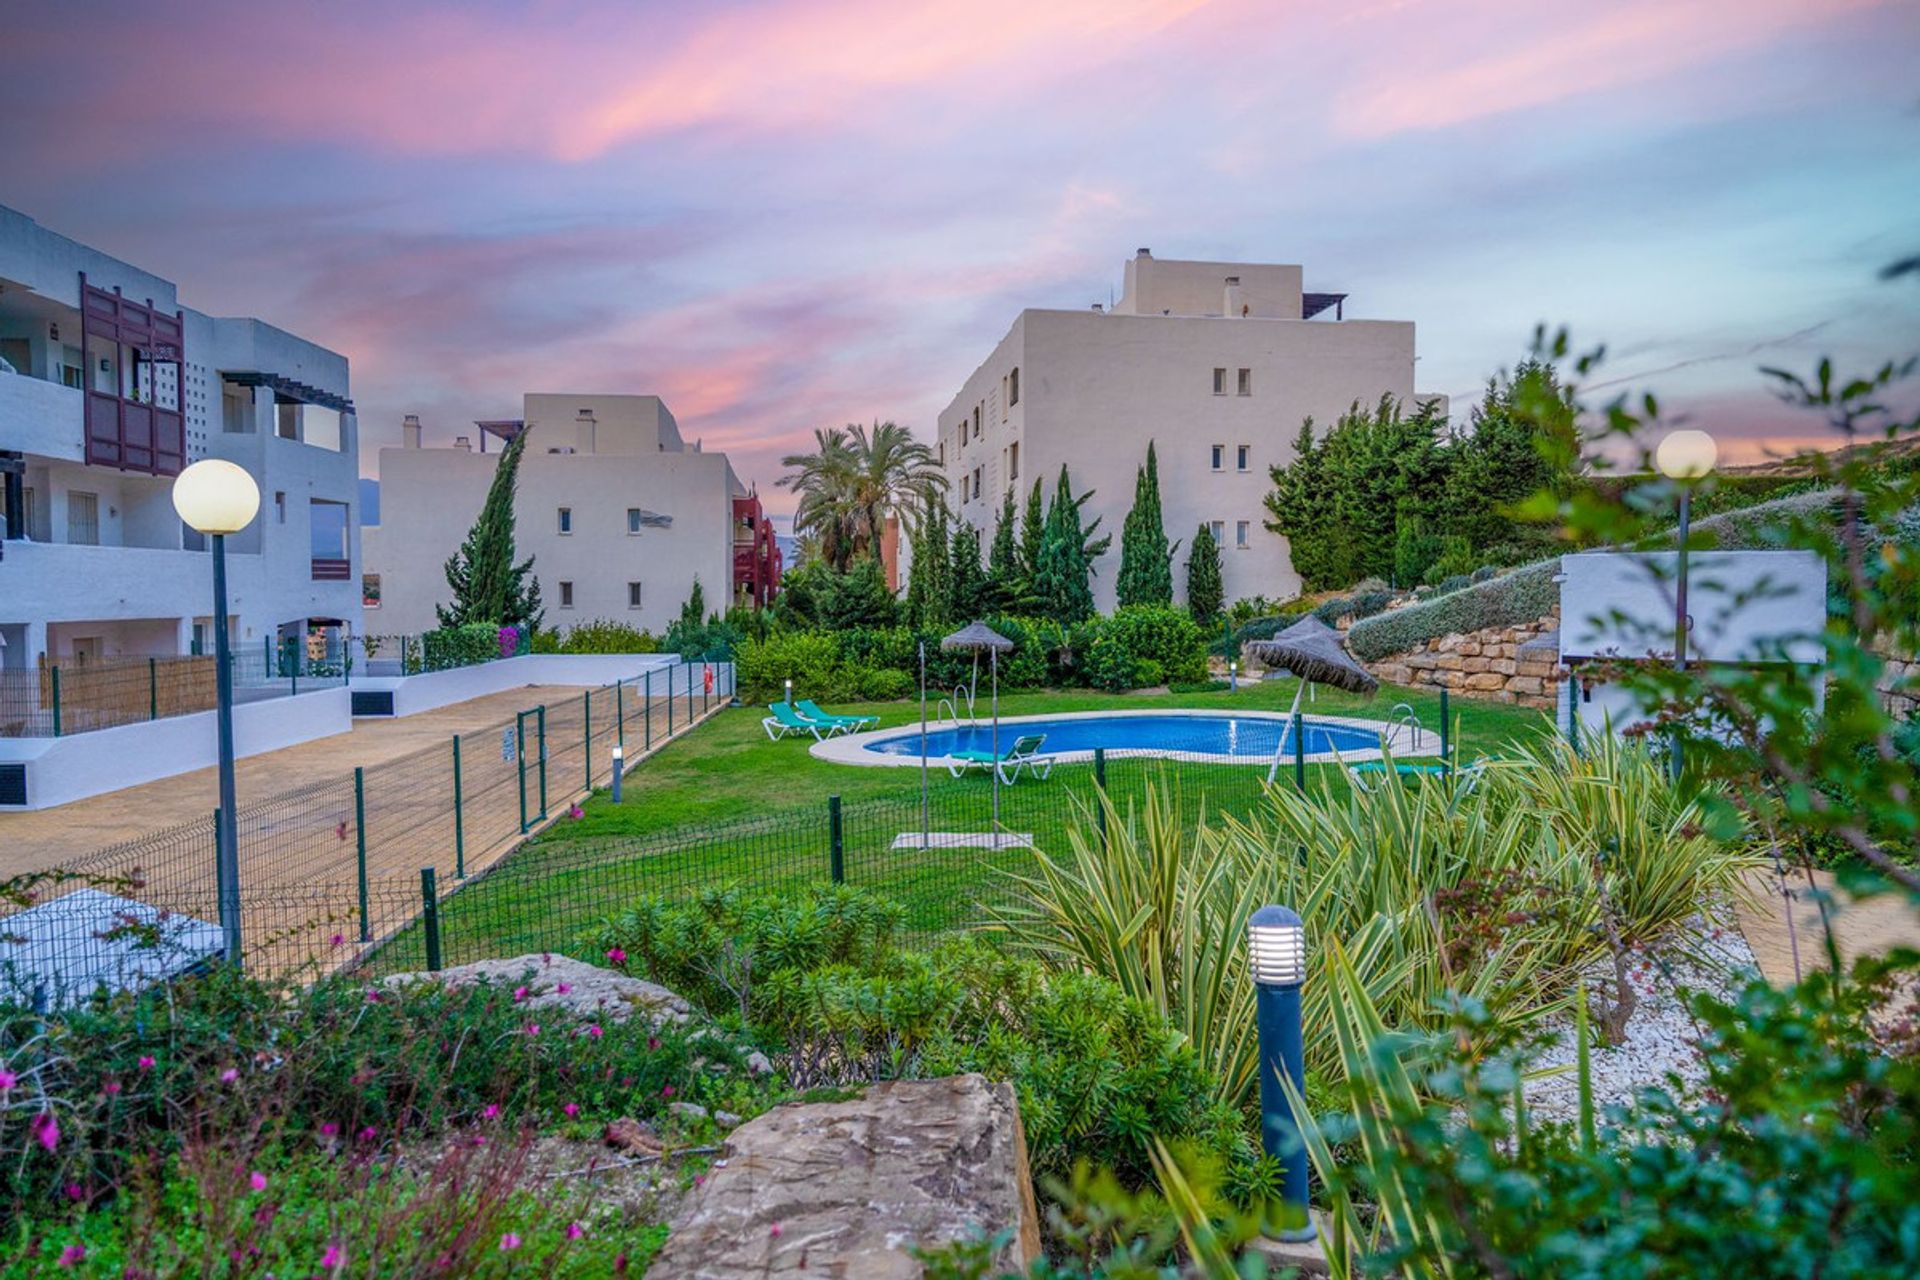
[650,1074,1042,1279]
[604,1117,665,1156]
[668,1101,711,1122]
[713,1109,742,1127]
[1489,657,1518,676]
[1460,656,1491,674]
[1464,672,1507,692]
[1506,676,1545,696]
[745,1051,774,1077]
[382,954,691,1025]
[1455,640,1481,657]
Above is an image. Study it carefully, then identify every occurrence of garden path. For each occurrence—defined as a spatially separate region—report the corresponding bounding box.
[1733,866,1920,985]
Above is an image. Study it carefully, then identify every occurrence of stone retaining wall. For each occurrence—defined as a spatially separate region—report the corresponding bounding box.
[1363,607,1563,708]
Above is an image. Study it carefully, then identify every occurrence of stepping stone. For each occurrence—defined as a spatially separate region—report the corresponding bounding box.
[890,832,1035,851]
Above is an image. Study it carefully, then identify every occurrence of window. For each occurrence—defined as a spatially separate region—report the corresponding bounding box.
[1209,520,1226,544]
[1236,445,1250,472]
[66,491,99,546]
[275,491,286,524]
[971,467,982,501]
[972,406,981,440]
[1212,368,1227,395]
[363,574,382,609]
[1237,368,1252,396]
[938,440,945,466]
[559,581,575,608]
[557,507,572,535]
[276,402,299,440]
[627,508,646,535]
[222,387,252,434]
[1009,441,1020,481]
[1001,376,1009,419]
[1009,367,1020,406]
[1210,445,1225,471]
[1236,520,1251,549]
[627,582,643,609]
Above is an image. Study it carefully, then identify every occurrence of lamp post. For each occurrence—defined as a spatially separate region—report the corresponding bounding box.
[783,677,793,706]
[1229,659,1239,693]
[172,459,261,965]
[611,743,624,805]
[1656,430,1715,781]
[1248,904,1315,1243]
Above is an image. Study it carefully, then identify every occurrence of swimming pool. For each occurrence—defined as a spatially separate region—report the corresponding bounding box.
[843,711,1389,764]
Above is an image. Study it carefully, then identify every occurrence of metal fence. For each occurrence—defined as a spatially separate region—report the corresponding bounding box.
[0,650,348,739]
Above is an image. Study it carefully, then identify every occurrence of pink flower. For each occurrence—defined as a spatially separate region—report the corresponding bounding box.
[64,1183,84,1201]
[31,1112,59,1151]
[606,947,627,965]
[321,1243,344,1268]
[770,1223,783,1238]
[250,1170,268,1192]
[661,1085,675,1098]
[364,988,382,1004]
[568,804,584,820]
[320,1121,339,1137]
[563,1102,579,1117]
[57,1245,84,1268]
[586,1024,603,1039]
[499,1232,522,1252]
[566,1222,585,1240]
[556,982,572,995]
[646,1037,660,1052]
[524,1023,541,1037]
[483,1103,501,1119]
[137,1056,155,1071]
[0,1069,15,1091]
[329,933,346,947]
[220,1068,238,1084]
[513,986,530,1002]
[102,1080,122,1096]
[357,1126,377,1143]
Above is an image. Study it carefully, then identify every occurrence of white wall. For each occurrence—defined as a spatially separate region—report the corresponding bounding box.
[1558,550,1828,664]
[0,687,352,810]
[349,652,680,717]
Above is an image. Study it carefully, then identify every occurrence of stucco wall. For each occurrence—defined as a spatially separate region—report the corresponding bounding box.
[349,652,680,718]
[940,303,1416,613]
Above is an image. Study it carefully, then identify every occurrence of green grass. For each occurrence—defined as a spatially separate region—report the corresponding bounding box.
[376,679,1551,973]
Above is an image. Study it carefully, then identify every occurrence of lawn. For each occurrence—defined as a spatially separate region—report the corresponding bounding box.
[372,678,1553,973]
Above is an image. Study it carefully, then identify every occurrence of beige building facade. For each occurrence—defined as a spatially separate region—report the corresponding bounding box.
[362,394,742,637]
[938,250,1432,611]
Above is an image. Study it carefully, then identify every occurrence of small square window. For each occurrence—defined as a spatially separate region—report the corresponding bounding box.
[1236,520,1251,549]
[558,507,573,535]
[1237,445,1250,471]
[627,508,644,534]
[1237,368,1252,396]
[627,582,643,609]
[274,491,286,524]
[1209,520,1226,544]
[1212,367,1226,395]
[559,581,575,608]
[1210,445,1224,471]
[1009,441,1020,481]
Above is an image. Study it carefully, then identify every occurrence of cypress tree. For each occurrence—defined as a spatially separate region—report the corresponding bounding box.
[1185,522,1223,624]
[1036,465,1105,623]
[987,488,1025,612]
[1116,440,1175,607]
[908,504,952,628]
[438,428,543,630]
[1019,477,1046,588]
[949,520,986,622]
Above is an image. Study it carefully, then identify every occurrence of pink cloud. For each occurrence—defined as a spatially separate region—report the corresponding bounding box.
[1333,0,1882,139]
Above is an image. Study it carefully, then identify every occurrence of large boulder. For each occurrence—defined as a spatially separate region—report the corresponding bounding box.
[650,1073,1042,1279]
[381,953,690,1024]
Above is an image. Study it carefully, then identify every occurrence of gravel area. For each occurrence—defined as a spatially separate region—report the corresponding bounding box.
[1523,912,1760,1121]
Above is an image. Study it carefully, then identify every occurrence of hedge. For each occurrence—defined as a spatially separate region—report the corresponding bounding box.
[1346,488,1843,662]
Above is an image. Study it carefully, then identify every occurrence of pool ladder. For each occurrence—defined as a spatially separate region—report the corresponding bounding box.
[1387,702,1424,752]
[936,683,978,727]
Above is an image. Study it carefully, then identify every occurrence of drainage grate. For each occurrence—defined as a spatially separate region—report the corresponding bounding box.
[350,690,395,716]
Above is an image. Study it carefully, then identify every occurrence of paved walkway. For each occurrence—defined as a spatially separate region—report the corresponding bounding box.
[1733,865,1920,985]
[0,684,613,879]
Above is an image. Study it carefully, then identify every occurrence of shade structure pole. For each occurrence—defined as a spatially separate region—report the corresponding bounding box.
[919,640,930,852]
[990,647,1000,850]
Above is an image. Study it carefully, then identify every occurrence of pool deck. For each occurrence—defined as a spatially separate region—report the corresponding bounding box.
[808,708,1437,768]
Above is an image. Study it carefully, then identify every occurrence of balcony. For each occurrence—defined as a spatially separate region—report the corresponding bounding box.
[310,557,351,582]
[0,540,222,625]
[0,373,86,464]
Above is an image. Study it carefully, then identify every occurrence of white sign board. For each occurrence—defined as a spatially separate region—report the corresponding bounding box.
[1558,549,1827,665]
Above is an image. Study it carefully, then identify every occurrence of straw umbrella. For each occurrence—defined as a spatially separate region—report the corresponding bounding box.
[1243,615,1377,778]
[941,622,1015,846]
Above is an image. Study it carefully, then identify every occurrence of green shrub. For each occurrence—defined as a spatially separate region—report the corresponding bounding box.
[1084,607,1208,691]
[736,630,842,700]
[421,622,501,670]
[597,886,1237,1183]
[553,618,659,654]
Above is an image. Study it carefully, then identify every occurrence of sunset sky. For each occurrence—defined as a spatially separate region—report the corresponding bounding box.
[3,0,1916,510]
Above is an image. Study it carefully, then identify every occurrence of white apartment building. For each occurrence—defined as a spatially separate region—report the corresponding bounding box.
[0,204,363,670]
[363,393,772,636]
[939,249,1433,611]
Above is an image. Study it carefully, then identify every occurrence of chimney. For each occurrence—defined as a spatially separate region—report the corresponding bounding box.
[402,414,421,449]
[1136,247,1151,257]
[453,435,471,452]
[1091,302,1104,312]
[1223,275,1244,318]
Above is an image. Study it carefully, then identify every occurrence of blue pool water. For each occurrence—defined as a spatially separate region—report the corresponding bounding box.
[861,713,1383,761]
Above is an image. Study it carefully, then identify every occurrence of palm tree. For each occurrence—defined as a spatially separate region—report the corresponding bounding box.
[779,421,946,572]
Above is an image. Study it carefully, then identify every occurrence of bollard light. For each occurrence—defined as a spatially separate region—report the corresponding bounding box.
[1230,659,1239,693]
[784,677,793,705]
[611,743,624,804]
[1248,904,1315,1243]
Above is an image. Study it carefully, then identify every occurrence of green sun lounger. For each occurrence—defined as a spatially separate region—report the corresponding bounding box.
[762,701,846,741]
[796,699,879,732]
[947,733,1054,783]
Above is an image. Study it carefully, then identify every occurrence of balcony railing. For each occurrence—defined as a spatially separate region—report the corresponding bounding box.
[311,557,351,581]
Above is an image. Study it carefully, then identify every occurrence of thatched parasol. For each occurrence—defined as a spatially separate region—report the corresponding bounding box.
[1244,614,1378,695]
[940,622,1014,654]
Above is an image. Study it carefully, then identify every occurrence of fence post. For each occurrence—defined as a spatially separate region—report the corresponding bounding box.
[149,657,158,720]
[1293,712,1306,790]
[645,671,653,750]
[354,766,370,942]
[420,867,442,972]
[517,713,529,834]
[1093,747,1109,851]
[828,794,845,884]
[667,668,675,737]
[452,734,466,878]
[583,690,593,792]
[616,678,625,749]
[536,704,548,819]
[50,666,61,738]
[1439,688,1451,769]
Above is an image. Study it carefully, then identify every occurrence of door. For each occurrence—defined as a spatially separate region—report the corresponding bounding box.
[70,637,100,665]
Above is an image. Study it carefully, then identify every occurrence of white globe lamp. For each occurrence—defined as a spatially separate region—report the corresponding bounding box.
[172,459,261,534]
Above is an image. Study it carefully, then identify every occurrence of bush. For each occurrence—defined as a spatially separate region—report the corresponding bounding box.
[1084,607,1208,691]
[736,630,842,701]
[550,619,659,654]
[421,622,501,671]
[597,886,1237,1184]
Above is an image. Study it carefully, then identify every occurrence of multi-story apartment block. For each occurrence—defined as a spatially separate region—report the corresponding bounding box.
[938,249,1435,611]
[363,393,779,636]
[0,204,362,670]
